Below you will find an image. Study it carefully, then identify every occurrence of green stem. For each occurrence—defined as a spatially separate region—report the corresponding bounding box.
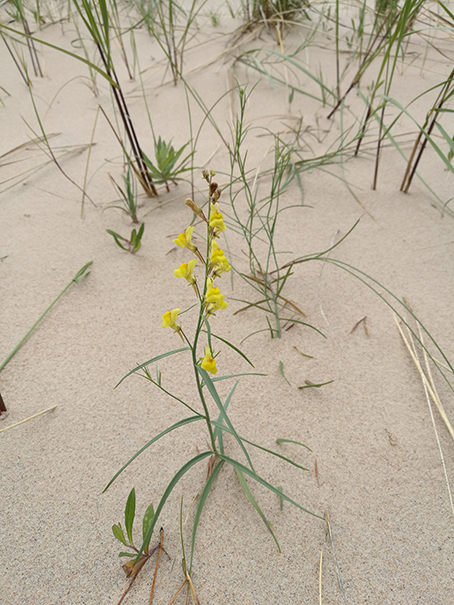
[192,175,217,453]
[0,262,92,373]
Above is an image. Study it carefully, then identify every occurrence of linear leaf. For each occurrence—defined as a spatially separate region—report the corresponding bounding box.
[134,451,212,563]
[235,468,280,552]
[217,454,322,519]
[124,488,136,544]
[115,347,191,388]
[103,416,203,492]
[190,459,224,570]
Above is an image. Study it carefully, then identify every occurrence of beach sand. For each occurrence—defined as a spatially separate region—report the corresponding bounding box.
[1,5,453,604]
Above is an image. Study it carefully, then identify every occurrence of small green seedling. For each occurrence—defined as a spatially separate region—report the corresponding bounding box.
[107,162,139,223]
[107,224,144,254]
[112,488,156,578]
[143,137,193,192]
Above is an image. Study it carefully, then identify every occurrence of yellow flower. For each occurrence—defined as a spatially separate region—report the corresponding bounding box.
[201,346,217,374]
[174,226,197,252]
[205,286,223,303]
[205,286,228,315]
[210,204,226,233]
[174,259,198,285]
[210,241,231,276]
[162,308,181,332]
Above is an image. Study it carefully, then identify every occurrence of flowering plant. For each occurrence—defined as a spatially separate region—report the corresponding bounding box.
[105,171,319,600]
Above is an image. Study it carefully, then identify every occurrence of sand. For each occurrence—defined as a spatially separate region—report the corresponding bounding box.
[1,4,453,604]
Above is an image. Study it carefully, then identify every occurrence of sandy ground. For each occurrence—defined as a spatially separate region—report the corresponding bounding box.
[1,5,454,604]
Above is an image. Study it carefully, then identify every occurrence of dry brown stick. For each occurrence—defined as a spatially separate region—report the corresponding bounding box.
[167,579,187,605]
[149,528,164,605]
[116,569,140,605]
[372,104,386,190]
[402,68,454,192]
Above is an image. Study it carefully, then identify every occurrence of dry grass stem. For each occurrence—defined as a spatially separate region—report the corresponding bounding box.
[393,314,454,441]
[325,509,347,603]
[0,405,57,434]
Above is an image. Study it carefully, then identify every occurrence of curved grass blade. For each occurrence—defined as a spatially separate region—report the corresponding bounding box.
[321,258,454,384]
[217,454,323,520]
[135,451,212,562]
[235,467,281,552]
[298,380,334,389]
[202,331,255,367]
[189,459,224,571]
[115,347,190,388]
[103,416,203,492]
[276,438,312,452]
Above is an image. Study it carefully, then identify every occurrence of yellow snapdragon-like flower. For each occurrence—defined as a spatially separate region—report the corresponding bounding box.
[174,226,197,252]
[210,241,231,276]
[174,259,198,285]
[201,346,217,374]
[210,204,226,234]
[162,308,181,332]
[205,285,228,315]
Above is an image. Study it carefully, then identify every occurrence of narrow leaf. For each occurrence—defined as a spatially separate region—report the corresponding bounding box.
[190,459,224,570]
[134,451,212,564]
[124,488,136,544]
[276,438,312,452]
[217,454,322,519]
[279,361,291,385]
[115,347,191,388]
[112,523,127,545]
[142,503,155,554]
[235,468,281,552]
[103,415,202,492]
[298,380,334,389]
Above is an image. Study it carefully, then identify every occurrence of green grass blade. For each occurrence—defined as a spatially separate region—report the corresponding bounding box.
[276,438,312,452]
[103,416,203,492]
[235,467,281,552]
[217,454,322,519]
[115,347,191,387]
[203,331,255,367]
[210,421,309,472]
[189,459,224,571]
[135,451,212,562]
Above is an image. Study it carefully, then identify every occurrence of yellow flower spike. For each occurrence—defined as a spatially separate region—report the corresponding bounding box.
[209,204,226,234]
[174,259,198,285]
[162,308,181,332]
[201,346,217,374]
[174,226,197,252]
